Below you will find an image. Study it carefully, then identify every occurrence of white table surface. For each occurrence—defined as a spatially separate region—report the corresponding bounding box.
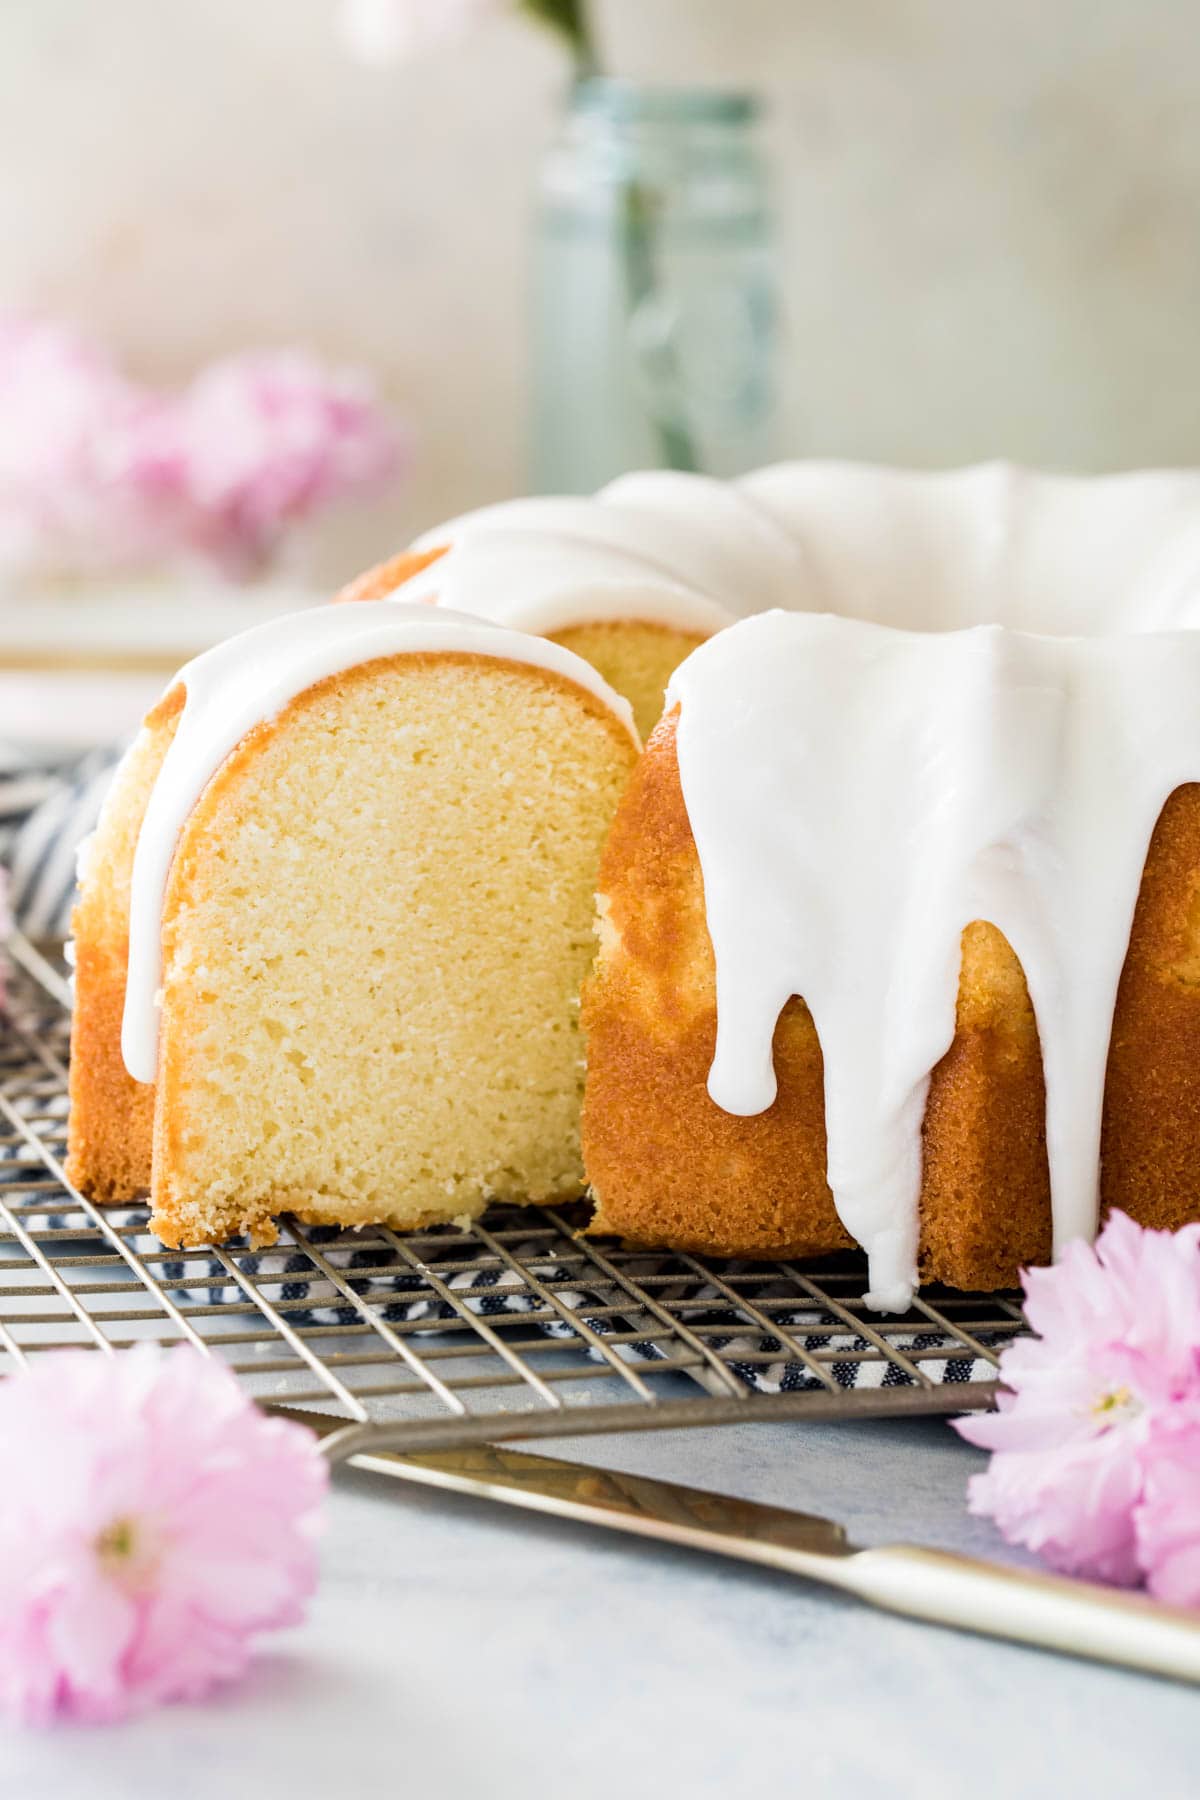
[3,1412,1196,1798]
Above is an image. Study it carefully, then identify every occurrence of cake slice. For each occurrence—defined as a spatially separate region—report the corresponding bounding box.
[67,603,638,1246]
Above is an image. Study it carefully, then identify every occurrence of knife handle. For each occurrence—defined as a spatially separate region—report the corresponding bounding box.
[825,1544,1200,1684]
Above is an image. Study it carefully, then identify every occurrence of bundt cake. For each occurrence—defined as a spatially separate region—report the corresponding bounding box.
[66,602,638,1246]
[65,460,1200,1309]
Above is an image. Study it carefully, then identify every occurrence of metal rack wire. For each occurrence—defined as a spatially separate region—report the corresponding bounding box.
[0,938,1019,1451]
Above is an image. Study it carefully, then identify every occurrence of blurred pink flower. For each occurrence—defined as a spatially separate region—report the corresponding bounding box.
[175,350,407,576]
[0,1345,328,1725]
[0,317,177,573]
[954,1211,1200,1588]
[1135,1408,1200,1608]
[339,0,509,64]
[0,316,406,581]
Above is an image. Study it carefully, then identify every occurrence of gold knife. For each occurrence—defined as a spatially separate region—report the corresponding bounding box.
[269,1403,1200,1686]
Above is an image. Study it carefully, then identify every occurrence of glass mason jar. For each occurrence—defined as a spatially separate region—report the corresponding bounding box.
[532,79,778,493]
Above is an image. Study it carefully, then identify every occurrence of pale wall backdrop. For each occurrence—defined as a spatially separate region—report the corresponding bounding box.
[1,0,1197,578]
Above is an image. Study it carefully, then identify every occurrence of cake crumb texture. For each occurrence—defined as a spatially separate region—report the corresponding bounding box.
[69,651,636,1247]
[550,620,706,742]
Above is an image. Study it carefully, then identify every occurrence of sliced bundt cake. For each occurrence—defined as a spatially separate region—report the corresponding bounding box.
[66,463,1200,1307]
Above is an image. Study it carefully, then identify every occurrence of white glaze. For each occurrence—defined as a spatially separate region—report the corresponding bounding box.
[402,462,1200,640]
[400,471,813,633]
[670,610,1200,1309]
[740,461,1200,634]
[120,601,637,1086]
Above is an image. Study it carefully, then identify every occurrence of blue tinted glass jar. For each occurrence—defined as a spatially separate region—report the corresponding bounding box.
[532,79,778,493]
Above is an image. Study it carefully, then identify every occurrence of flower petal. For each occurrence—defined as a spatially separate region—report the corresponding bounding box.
[0,1346,328,1725]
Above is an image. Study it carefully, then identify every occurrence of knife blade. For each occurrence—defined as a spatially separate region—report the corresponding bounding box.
[268,1402,1200,1685]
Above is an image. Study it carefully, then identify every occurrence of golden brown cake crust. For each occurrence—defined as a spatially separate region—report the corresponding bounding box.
[583,709,851,1260]
[65,686,184,1202]
[919,920,1052,1289]
[1101,782,1200,1232]
[334,545,448,603]
[582,710,1200,1289]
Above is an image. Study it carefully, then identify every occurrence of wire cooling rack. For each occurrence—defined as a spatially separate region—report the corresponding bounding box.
[0,937,1019,1450]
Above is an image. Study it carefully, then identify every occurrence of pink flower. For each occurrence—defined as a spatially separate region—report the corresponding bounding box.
[1135,1407,1200,1608]
[339,0,510,64]
[0,315,406,581]
[954,1211,1200,1588]
[0,317,173,573]
[0,1346,328,1725]
[175,350,406,576]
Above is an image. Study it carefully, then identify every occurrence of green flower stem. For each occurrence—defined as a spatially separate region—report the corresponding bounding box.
[620,177,701,473]
[523,0,701,473]
[520,0,600,74]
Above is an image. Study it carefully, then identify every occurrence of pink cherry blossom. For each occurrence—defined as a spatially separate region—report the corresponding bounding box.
[1135,1406,1200,1608]
[0,316,176,573]
[0,1345,328,1725]
[954,1211,1200,1587]
[339,0,510,64]
[174,350,407,576]
[0,315,406,581]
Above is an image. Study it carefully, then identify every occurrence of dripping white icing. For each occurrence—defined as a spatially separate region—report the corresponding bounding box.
[669,610,1200,1311]
[120,601,637,1087]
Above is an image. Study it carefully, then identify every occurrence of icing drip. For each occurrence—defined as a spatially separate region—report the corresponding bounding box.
[669,611,1200,1311]
[120,602,636,1087]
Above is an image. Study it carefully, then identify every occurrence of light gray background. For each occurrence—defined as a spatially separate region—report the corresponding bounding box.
[2,1,1198,573]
